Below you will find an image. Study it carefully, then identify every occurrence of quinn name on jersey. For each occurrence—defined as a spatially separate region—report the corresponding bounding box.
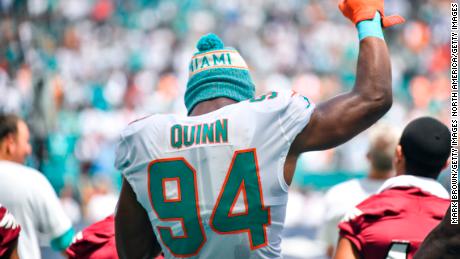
[115,90,314,259]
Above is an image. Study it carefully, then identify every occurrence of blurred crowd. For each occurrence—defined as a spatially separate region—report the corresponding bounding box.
[0,0,452,243]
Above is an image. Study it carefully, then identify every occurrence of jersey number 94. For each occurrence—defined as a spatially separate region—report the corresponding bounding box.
[148,149,271,257]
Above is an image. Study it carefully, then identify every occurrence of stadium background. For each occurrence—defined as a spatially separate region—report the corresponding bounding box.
[0,0,452,258]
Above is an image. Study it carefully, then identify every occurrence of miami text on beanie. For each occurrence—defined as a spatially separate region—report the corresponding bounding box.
[184,33,255,114]
[400,117,451,167]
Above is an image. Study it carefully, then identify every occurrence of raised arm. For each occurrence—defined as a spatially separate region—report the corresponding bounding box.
[284,1,404,184]
[293,36,391,152]
[115,178,162,259]
[295,0,405,152]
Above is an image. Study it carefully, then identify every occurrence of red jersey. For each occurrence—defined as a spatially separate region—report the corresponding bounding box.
[339,176,450,259]
[66,215,164,259]
[0,205,20,257]
[66,215,116,259]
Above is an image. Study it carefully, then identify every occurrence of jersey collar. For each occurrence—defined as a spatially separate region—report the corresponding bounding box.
[377,175,449,199]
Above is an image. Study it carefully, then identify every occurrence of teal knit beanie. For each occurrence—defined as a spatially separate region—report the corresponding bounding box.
[185,33,255,114]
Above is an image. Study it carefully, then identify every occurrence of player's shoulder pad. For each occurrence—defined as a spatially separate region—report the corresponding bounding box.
[340,207,364,223]
[68,215,114,248]
[348,192,402,220]
[121,114,163,139]
[245,90,312,112]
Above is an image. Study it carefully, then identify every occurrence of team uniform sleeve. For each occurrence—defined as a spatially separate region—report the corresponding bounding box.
[115,119,148,176]
[32,174,74,251]
[277,91,315,144]
[246,91,316,197]
[114,131,140,190]
[0,205,20,257]
[115,133,132,172]
[66,215,115,259]
[338,207,366,252]
[114,124,155,216]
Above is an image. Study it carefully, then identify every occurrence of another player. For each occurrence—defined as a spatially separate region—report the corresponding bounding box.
[0,114,75,258]
[115,0,404,258]
[0,205,20,259]
[319,123,399,257]
[66,215,116,259]
[66,215,164,259]
[335,117,451,259]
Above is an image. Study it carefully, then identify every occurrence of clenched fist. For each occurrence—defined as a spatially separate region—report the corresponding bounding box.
[339,0,405,28]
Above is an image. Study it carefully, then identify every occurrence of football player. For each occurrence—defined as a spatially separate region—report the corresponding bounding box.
[335,117,451,259]
[115,0,404,258]
[66,215,164,259]
[66,215,116,259]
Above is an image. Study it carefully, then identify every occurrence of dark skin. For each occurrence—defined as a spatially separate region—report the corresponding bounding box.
[414,207,460,259]
[116,37,392,258]
[334,238,362,259]
[116,179,162,259]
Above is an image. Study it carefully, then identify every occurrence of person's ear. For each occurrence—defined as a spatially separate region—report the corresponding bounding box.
[4,134,16,155]
[395,145,403,161]
[394,145,406,176]
[441,159,450,171]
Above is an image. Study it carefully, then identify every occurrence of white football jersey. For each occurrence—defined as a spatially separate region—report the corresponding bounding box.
[115,91,315,259]
[0,161,73,259]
